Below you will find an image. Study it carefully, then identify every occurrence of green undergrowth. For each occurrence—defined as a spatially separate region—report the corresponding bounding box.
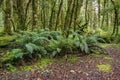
[99,43,120,50]
[91,53,101,57]
[37,58,55,69]
[104,56,113,60]
[0,27,4,35]
[0,35,16,46]
[99,43,112,48]
[1,30,107,66]
[5,58,55,72]
[97,63,111,72]
[3,55,79,72]
[53,55,79,63]
[0,30,109,71]
[91,53,113,60]
[20,58,55,71]
[114,44,120,49]
[67,55,78,62]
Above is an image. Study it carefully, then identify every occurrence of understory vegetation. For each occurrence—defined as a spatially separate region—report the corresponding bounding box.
[0,29,107,67]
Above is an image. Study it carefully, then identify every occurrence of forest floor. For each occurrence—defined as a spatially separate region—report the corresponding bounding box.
[0,45,120,80]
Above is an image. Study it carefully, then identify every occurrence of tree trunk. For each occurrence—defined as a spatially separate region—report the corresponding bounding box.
[4,0,12,35]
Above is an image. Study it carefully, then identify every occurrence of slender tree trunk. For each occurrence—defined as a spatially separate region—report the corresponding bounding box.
[74,0,79,32]
[63,0,72,33]
[66,0,76,37]
[41,0,46,29]
[98,0,101,28]
[55,0,63,31]
[101,0,106,28]
[16,0,26,30]
[32,0,38,30]
[4,0,12,35]
[111,0,119,36]
[49,0,57,30]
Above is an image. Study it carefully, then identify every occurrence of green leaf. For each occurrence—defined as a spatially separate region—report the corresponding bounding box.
[39,46,47,54]
[37,54,42,58]
[25,43,39,54]
[75,41,80,47]
[12,49,24,59]
[15,52,24,59]
[57,48,61,53]
[12,49,22,54]
[83,41,89,53]
[51,51,57,57]
[25,43,33,53]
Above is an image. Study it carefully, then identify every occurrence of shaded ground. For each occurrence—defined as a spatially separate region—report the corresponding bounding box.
[0,46,120,80]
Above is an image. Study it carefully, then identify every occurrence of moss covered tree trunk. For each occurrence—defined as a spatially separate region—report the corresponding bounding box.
[12,0,26,31]
[4,0,12,35]
[32,0,38,30]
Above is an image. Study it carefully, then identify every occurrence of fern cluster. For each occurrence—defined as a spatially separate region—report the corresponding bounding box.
[1,29,106,65]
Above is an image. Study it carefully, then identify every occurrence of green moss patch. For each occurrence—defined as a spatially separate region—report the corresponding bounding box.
[0,35,16,46]
[97,63,111,72]
[99,43,111,48]
[67,56,78,62]
[38,58,54,69]
[104,56,113,60]
[21,65,35,71]
[91,53,101,57]
[20,58,54,71]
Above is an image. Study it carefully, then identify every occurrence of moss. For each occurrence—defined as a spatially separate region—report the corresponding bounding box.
[0,35,16,46]
[97,63,111,72]
[0,35,15,41]
[4,63,17,72]
[38,58,54,69]
[117,44,120,48]
[91,53,101,57]
[97,29,111,38]
[0,27,4,35]
[67,56,78,62]
[1,49,23,63]
[113,44,120,49]
[0,41,9,46]
[104,56,113,60]
[1,52,14,62]
[20,58,54,71]
[21,66,34,71]
[99,43,112,48]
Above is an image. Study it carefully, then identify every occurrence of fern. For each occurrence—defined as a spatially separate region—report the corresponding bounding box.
[1,49,24,62]
[1,30,106,65]
[25,43,40,54]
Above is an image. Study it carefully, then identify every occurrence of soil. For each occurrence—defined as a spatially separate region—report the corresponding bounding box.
[0,46,120,80]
